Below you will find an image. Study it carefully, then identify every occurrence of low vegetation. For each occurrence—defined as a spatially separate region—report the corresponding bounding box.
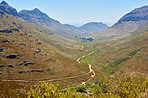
[25,76,148,98]
[0,2,148,97]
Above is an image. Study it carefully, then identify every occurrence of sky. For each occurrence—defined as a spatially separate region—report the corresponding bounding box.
[1,0,148,26]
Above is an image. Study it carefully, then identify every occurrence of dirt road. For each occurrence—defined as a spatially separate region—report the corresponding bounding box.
[3,45,95,86]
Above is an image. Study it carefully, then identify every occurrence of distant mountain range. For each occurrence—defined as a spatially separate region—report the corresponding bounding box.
[65,22,108,35]
[88,5,148,40]
[0,1,108,37]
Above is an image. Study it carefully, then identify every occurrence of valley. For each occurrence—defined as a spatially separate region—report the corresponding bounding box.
[0,1,148,97]
[2,45,96,88]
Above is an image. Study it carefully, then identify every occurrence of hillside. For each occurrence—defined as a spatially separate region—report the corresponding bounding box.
[79,22,109,35]
[82,25,148,77]
[65,22,109,35]
[0,1,81,37]
[18,8,81,37]
[88,5,148,40]
[0,1,147,97]
[0,10,91,87]
[0,1,108,37]
[19,9,108,36]
[0,80,27,97]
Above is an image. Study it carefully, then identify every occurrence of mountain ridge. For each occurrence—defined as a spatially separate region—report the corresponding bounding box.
[0,1,18,17]
[79,22,109,35]
[88,5,148,40]
[0,1,108,37]
[0,9,90,86]
[64,22,109,35]
[114,5,148,26]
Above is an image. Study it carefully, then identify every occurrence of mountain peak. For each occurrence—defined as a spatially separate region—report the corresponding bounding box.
[33,8,40,12]
[1,1,9,5]
[0,0,18,16]
[114,5,148,26]
[88,22,104,25]
[34,8,39,10]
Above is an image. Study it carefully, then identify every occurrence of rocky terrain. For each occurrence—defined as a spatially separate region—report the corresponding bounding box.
[88,5,148,40]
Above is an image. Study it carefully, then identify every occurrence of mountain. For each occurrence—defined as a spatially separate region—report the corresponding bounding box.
[0,1,80,37]
[19,9,108,36]
[79,22,109,35]
[0,1,108,37]
[64,22,109,35]
[84,24,148,77]
[0,10,90,88]
[0,1,18,17]
[88,5,148,40]
[18,8,81,37]
[0,1,82,49]
[114,5,148,26]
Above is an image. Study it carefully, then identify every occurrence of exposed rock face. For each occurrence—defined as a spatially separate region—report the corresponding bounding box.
[0,1,18,16]
[0,47,4,52]
[19,8,109,36]
[18,8,78,37]
[88,5,148,40]
[0,10,4,15]
[1,39,9,43]
[0,65,4,68]
[6,55,17,59]
[0,30,12,33]
[114,5,148,26]
[0,1,109,36]
[24,63,34,66]
[8,65,14,68]
[0,28,20,33]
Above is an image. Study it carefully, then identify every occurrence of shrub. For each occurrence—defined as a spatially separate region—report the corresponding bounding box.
[27,76,148,98]
[27,81,87,98]
[93,76,148,98]
[27,81,60,98]
[110,76,148,98]
[75,86,87,93]
[87,38,93,42]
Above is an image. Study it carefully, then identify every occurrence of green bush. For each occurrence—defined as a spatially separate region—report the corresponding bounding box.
[27,81,87,98]
[93,76,148,98]
[110,77,148,98]
[27,76,148,98]
[75,86,87,93]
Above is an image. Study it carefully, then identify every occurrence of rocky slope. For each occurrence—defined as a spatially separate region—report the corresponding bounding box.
[0,10,89,86]
[83,24,148,78]
[88,5,148,40]
[0,1,108,37]
[19,9,109,36]
[18,8,80,37]
[0,1,18,17]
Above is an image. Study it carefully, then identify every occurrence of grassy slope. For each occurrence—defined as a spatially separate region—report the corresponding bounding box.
[0,80,28,97]
[0,12,90,87]
[81,25,148,78]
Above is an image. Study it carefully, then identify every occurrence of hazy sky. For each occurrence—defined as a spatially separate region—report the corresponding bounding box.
[2,0,148,26]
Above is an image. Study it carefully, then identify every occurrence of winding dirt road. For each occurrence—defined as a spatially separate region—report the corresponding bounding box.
[76,51,95,85]
[2,44,95,86]
[80,46,84,50]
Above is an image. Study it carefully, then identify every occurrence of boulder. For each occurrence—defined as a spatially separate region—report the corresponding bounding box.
[6,55,17,59]
[1,39,9,43]
[0,47,3,52]
[0,65,4,68]
[8,65,13,68]
[24,63,34,66]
